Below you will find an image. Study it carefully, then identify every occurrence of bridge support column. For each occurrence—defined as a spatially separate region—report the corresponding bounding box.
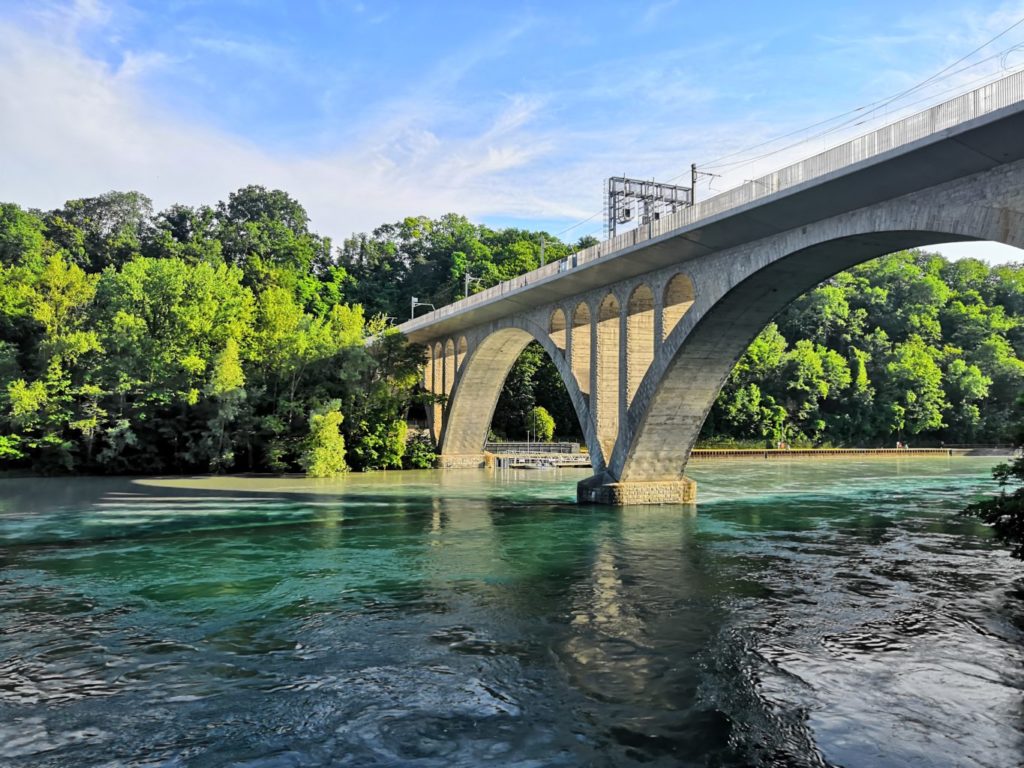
[576,475,697,506]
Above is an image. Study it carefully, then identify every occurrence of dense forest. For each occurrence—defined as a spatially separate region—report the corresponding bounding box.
[1,187,1023,475]
[704,252,1024,447]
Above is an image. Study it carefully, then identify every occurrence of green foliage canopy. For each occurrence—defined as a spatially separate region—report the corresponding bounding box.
[3,189,1024,475]
[0,190,424,475]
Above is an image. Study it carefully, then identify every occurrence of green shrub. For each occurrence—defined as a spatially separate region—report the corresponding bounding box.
[301,409,347,477]
[404,432,437,469]
[351,418,408,470]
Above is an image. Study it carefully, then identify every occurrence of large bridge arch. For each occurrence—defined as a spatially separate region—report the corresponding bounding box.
[437,319,601,466]
[613,199,1024,484]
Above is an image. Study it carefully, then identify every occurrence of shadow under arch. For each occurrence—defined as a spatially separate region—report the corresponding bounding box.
[614,226,1024,482]
[438,320,600,467]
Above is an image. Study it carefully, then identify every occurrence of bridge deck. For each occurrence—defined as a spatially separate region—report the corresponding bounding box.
[400,71,1024,343]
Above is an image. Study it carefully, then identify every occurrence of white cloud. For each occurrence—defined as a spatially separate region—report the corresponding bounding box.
[930,242,1023,264]
[33,0,111,37]
[115,49,177,79]
[1,0,1023,266]
[637,0,679,30]
[0,14,574,242]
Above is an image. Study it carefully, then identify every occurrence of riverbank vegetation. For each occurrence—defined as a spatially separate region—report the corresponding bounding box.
[698,249,1024,448]
[0,188,426,474]
[963,397,1024,560]
[2,187,1024,475]
[964,453,1024,559]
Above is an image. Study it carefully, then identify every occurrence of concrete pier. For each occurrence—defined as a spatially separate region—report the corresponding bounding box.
[577,476,697,506]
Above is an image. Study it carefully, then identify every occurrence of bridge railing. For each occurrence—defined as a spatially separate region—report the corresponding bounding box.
[403,70,1024,330]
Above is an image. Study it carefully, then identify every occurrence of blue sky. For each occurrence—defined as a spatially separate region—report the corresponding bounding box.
[2,0,1024,260]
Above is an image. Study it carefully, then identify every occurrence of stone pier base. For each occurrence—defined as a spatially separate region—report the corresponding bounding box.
[576,476,697,505]
[437,453,487,469]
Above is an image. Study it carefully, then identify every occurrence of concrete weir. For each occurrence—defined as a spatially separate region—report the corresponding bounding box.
[398,72,1024,505]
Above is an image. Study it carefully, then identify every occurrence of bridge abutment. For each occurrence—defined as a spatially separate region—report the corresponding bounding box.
[576,475,697,506]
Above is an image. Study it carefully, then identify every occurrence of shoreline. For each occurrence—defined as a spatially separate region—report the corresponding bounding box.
[0,448,1014,482]
[689,447,1015,460]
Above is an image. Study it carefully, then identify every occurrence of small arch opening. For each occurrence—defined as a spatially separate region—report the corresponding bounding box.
[595,293,621,459]
[549,308,567,352]
[443,339,456,396]
[490,340,585,446]
[626,284,655,405]
[571,302,592,395]
[430,342,444,437]
[663,273,695,341]
[423,345,434,391]
[438,329,588,458]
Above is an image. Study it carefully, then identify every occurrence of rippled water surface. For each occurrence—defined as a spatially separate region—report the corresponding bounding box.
[1,458,1022,767]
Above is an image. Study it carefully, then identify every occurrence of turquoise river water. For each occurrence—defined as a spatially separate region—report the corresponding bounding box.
[0,458,1022,767]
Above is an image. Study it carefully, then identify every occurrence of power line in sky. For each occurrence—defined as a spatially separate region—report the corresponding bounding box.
[696,14,1024,174]
[547,13,1024,245]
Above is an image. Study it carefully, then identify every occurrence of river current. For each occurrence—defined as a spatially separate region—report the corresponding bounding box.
[0,458,1021,767]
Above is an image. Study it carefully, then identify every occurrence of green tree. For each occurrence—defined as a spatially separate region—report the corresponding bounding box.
[351,418,408,469]
[215,186,333,294]
[46,191,154,272]
[881,336,948,437]
[192,338,247,471]
[529,405,555,442]
[0,204,47,268]
[88,257,253,471]
[147,204,223,265]
[301,408,348,477]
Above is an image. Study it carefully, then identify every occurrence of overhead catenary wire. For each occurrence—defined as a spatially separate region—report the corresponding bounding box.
[561,58,1024,242]
[545,13,1024,245]
[557,62,1017,241]
[694,14,1024,174]
[568,59,1022,240]
[697,59,1024,183]
[550,208,604,240]
[704,53,1024,175]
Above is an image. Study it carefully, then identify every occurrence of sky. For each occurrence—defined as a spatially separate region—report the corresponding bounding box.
[2,0,1024,262]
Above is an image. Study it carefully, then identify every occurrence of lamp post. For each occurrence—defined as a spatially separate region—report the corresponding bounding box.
[410,297,435,319]
[464,273,484,298]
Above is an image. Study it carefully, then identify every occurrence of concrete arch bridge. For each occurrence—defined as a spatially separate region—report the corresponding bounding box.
[399,72,1024,504]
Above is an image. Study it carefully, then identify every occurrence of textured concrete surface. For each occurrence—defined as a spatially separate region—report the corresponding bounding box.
[577,475,697,505]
